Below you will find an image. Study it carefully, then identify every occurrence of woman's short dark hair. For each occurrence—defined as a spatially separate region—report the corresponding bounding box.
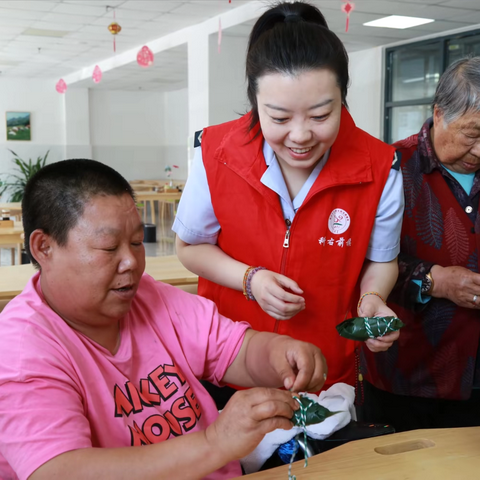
[22,159,135,268]
[246,1,349,130]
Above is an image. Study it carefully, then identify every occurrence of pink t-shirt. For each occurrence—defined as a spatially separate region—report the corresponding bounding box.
[0,273,249,480]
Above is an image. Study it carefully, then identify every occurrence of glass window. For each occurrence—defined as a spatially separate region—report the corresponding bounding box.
[447,33,480,66]
[389,105,432,143]
[385,29,480,143]
[391,43,441,102]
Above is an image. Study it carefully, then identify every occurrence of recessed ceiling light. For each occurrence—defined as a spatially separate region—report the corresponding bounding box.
[22,28,70,38]
[364,15,435,29]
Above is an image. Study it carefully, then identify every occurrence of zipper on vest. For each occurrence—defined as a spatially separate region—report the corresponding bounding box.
[283,220,291,248]
[275,219,292,334]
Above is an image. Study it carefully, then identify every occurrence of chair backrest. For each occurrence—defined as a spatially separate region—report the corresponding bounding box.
[176,284,198,295]
[0,299,9,313]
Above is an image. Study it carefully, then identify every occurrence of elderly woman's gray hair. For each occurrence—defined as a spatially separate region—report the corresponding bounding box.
[433,56,480,124]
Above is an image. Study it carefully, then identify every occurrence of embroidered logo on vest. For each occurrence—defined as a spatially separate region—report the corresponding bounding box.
[328,208,351,234]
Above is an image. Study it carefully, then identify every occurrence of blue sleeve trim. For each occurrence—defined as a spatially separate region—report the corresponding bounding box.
[412,279,432,304]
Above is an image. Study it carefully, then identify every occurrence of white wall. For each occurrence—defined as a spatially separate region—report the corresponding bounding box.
[188,28,209,146]
[208,34,249,126]
[163,88,189,181]
[348,47,384,140]
[0,78,66,200]
[65,88,92,160]
[88,90,165,181]
[89,88,189,181]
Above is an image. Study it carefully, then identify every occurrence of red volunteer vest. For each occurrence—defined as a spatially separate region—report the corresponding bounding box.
[200,108,395,388]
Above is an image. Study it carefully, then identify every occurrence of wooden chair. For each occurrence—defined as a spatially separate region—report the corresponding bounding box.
[0,299,9,313]
[176,284,198,294]
[0,247,16,266]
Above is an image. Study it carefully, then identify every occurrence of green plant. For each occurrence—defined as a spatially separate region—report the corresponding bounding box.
[0,149,49,202]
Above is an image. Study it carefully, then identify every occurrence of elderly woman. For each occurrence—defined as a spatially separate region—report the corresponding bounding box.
[360,56,480,431]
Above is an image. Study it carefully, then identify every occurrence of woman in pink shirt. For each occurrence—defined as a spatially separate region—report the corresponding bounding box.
[0,158,326,480]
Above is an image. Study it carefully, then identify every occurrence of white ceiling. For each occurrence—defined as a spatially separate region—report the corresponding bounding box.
[0,0,479,92]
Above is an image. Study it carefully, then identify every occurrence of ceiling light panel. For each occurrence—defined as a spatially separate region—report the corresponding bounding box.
[22,28,71,38]
[364,15,435,29]
[30,21,80,32]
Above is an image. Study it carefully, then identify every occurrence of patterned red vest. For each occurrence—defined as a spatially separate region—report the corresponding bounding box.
[200,108,394,389]
[362,136,480,400]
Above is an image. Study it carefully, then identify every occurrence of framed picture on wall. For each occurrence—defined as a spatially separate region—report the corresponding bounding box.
[6,111,31,141]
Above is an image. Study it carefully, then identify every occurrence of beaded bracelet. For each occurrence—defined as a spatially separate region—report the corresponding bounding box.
[243,266,266,301]
[357,291,386,315]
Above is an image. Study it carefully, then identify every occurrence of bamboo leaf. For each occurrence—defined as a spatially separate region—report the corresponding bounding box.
[336,316,405,341]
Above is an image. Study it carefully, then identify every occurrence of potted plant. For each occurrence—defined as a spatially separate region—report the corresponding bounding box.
[0,149,49,202]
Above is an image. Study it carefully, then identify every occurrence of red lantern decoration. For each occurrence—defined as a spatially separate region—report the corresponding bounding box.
[92,65,102,84]
[107,9,121,52]
[108,21,121,35]
[56,79,67,94]
[137,46,154,68]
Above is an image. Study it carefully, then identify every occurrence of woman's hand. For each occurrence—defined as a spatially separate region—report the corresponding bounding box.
[205,388,298,463]
[359,294,400,353]
[250,269,305,320]
[431,265,480,309]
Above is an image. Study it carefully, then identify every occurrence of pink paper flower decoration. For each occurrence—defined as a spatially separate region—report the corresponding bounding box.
[92,65,102,83]
[137,46,154,68]
[56,79,67,94]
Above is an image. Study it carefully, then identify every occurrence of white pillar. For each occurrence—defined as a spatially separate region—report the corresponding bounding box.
[64,88,92,159]
[187,27,210,163]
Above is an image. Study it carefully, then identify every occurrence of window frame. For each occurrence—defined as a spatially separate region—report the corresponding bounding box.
[384,28,480,144]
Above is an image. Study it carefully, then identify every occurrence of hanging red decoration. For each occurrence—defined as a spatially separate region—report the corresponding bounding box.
[56,79,67,94]
[92,65,102,83]
[341,1,355,32]
[108,22,121,35]
[107,9,121,52]
[137,46,154,68]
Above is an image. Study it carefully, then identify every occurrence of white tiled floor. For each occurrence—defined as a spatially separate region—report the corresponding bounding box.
[0,205,176,267]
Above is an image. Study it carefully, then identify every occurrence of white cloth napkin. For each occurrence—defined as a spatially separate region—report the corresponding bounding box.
[240,383,355,474]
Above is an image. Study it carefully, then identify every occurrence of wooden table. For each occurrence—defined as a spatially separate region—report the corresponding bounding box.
[0,221,23,265]
[241,427,480,479]
[0,255,197,301]
[134,191,182,225]
[130,183,162,191]
[0,202,22,218]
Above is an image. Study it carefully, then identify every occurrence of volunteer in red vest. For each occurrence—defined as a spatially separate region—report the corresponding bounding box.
[360,56,480,431]
[173,1,404,401]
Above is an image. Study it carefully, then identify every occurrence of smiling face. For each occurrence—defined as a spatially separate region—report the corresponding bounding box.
[40,193,146,337]
[256,68,343,174]
[432,106,480,174]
